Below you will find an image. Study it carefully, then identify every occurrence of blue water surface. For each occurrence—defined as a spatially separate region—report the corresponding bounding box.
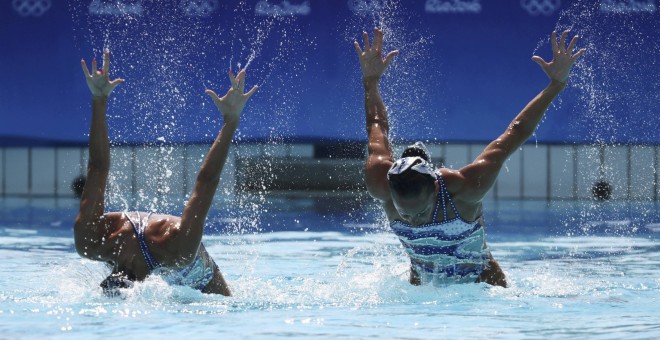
[0,196,658,339]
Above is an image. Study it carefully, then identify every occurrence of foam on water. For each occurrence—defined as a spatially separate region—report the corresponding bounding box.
[0,210,658,337]
[6,230,656,308]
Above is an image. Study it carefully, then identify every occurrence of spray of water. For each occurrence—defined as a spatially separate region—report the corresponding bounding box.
[67,0,312,232]
[536,1,660,235]
[327,0,441,233]
[534,1,659,146]
[342,0,438,144]
[65,1,318,283]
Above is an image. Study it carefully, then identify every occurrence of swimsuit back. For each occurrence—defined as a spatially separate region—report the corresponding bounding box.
[389,173,491,284]
[124,212,214,291]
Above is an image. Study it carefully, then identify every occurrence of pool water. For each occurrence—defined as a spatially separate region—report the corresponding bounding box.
[0,196,658,338]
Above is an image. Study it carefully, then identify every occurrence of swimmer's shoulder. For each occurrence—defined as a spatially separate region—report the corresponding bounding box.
[143,213,185,245]
[436,167,465,193]
[99,212,128,231]
[101,212,179,239]
[436,168,485,216]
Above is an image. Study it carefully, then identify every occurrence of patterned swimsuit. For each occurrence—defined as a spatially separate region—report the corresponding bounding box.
[125,212,215,291]
[389,173,492,285]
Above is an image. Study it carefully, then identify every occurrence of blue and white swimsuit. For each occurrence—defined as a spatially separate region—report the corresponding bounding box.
[390,173,492,285]
[124,212,215,291]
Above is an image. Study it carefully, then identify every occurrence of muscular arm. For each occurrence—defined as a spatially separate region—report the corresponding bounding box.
[355,28,399,203]
[364,77,395,201]
[455,80,566,202]
[74,96,111,257]
[453,31,586,203]
[177,119,238,260]
[175,69,257,263]
[74,51,123,258]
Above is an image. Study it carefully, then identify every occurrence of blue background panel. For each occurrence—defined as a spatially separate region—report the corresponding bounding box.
[0,0,658,145]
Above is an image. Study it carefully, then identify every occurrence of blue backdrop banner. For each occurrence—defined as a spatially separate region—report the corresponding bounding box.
[1,0,658,145]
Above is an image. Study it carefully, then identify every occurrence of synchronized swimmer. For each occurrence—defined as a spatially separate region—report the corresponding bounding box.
[74,28,585,294]
[355,28,584,286]
[75,50,257,296]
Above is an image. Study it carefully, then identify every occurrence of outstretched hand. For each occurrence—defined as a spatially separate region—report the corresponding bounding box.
[205,69,258,124]
[354,27,399,82]
[81,49,124,98]
[532,30,586,84]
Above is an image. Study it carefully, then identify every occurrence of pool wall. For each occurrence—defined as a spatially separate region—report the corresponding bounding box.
[1,142,658,201]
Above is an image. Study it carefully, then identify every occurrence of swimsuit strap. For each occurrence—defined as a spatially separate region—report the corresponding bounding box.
[438,174,461,221]
[431,190,442,223]
[125,211,159,271]
[437,172,460,221]
[430,172,443,223]
[436,173,448,222]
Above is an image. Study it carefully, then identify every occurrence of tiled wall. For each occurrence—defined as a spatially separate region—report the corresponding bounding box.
[4,148,29,195]
[549,145,575,199]
[1,143,658,201]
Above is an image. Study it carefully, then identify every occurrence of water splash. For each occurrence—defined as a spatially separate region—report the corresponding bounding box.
[530,1,660,236]
[68,1,313,225]
[343,0,438,143]
[535,0,660,145]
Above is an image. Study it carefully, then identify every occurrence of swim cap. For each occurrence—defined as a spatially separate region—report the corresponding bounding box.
[401,141,431,163]
[100,274,134,297]
[387,156,436,180]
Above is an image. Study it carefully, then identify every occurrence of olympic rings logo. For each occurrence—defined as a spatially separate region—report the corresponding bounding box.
[12,0,51,17]
[179,0,218,17]
[520,0,561,16]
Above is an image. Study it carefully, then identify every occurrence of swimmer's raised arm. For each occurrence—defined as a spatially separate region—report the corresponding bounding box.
[174,69,257,284]
[452,31,586,203]
[355,28,399,205]
[74,50,124,258]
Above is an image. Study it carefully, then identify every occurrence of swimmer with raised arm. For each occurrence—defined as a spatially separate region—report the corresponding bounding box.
[75,50,258,296]
[355,29,585,287]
